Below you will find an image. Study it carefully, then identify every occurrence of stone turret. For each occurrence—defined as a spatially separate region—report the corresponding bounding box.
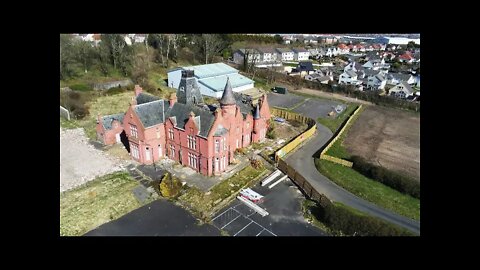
[220,77,236,117]
[176,70,204,106]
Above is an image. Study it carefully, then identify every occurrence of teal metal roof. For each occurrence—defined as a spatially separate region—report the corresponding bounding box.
[183,63,238,79]
[198,73,254,92]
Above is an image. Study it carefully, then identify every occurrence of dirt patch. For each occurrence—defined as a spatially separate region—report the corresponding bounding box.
[343,106,420,181]
[60,128,132,192]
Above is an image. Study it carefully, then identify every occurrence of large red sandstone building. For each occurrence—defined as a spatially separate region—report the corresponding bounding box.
[96,70,271,176]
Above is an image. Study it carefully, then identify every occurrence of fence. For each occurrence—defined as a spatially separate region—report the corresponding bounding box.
[272,108,317,161]
[277,158,331,205]
[60,106,70,120]
[319,105,363,167]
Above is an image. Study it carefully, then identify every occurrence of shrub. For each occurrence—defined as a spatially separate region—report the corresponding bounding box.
[250,158,264,170]
[235,148,247,155]
[290,120,303,128]
[351,156,420,199]
[159,173,183,198]
[308,199,413,236]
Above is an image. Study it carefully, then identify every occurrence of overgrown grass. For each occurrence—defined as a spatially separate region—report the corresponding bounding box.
[60,171,152,236]
[177,166,268,220]
[68,91,134,140]
[60,117,79,129]
[315,159,420,221]
[317,103,359,133]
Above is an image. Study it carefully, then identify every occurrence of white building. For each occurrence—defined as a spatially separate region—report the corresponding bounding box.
[257,47,278,62]
[292,48,310,61]
[233,49,261,65]
[389,81,413,98]
[366,74,387,90]
[167,63,255,98]
[339,70,361,85]
[276,48,294,61]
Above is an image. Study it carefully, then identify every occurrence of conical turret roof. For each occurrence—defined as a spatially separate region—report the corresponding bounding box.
[219,77,236,105]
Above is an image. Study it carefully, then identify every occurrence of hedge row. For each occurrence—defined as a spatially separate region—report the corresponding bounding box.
[309,199,414,236]
[351,155,420,199]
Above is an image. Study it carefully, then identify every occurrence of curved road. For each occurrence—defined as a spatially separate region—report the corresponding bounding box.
[285,123,420,234]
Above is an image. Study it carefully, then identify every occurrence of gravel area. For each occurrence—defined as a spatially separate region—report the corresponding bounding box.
[60,128,131,193]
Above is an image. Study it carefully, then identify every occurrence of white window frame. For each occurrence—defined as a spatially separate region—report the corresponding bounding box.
[215,139,220,153]
[130,124,138,138]
[169,128,174,140]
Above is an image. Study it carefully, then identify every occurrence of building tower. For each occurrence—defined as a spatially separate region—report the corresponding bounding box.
[176,70,204,106]
[219,77,236,117]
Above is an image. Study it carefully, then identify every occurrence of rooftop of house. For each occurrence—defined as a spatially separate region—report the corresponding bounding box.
[345,70,357,77]
[136,92,160,105]
[292,48,308,53]
[276,48,294,53]
[298,61,314,72]
[257,47,277,54]
[102,113,124,130]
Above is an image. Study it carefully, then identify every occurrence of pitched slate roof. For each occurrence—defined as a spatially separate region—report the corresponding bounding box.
[298,61,314,72]
[136,92,160,105]
[292,48,308,53]
[257,47,276,54]
[134,100,165,128]
[363,69,380,77]
[346,70,357,77]
[165,102,216,137]
[388,72,412,82]
[233,92,255,119]
[102,113,124,130]
[276,48,293,53]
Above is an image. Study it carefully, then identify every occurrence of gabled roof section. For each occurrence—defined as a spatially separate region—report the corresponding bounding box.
[102,113,124,130]
[214,124,229,136]
[136,92,160,105]
[134,100,165,128]
[346,70,357,77]
[165,102,215,137]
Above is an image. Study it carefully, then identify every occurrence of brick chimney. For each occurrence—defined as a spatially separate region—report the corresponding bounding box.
[130,96,137,106]
[169,92,177,108]
[134,85,143,97]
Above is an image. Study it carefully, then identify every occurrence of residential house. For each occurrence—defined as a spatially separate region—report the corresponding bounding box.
[338,70,361,85]
[398,51,415,63]
[97,72,271,177]
[292,48,310,61]
[167,63,255,98]
[389,81,413,99]
[366,74,387,90]
[276,48,294,61]
[344,61,364,73]
[386,72,416,85]
[257,47,278,63]
[296,61,315,77]
[337,44,350,54]
[363,58,386,70]
[233,49,261,65]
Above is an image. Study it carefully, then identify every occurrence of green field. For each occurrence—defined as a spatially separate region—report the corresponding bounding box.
[317,104,359,133]
[60,171,153,236]
[315,159,420,221]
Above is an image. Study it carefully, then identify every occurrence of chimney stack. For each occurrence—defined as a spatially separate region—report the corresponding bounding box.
[134,85,143,97]
[169,92,177,108]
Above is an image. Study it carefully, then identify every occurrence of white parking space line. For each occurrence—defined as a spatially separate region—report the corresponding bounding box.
[220,212,242,229]
[256,229,265,236]
[234,221,253,236]
[211,207,233,222]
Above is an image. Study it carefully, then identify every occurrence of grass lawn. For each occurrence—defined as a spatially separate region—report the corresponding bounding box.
[60,117,80,129]
[177,165,269,219]
[60,171,152,236]
[317,103,359,133]
[316,159,420,221]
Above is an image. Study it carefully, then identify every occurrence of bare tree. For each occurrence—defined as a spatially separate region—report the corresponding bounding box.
[202,34,224,64]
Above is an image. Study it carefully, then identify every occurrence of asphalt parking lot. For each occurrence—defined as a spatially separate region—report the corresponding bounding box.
[267,92,305,109]
[291,98,343,120]
[267,92,343,121]
[211,171,327,236]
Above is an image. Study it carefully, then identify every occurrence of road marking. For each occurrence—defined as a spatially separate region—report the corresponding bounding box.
[256,229,265,236]
[221,213,242,229]
[211,207,233,222]
[268,175,288,189]
[234,221,253,236]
